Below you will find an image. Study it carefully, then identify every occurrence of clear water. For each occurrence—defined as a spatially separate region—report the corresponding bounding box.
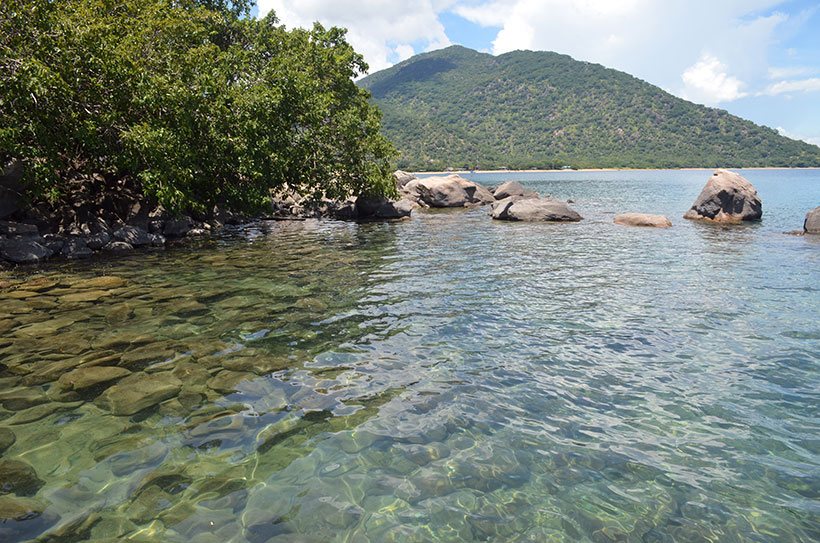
[0,170,818,542]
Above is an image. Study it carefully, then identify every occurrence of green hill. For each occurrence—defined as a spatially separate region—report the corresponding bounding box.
[358,46,820,170]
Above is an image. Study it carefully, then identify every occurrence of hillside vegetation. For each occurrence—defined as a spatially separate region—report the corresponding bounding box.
[359,46,820,171]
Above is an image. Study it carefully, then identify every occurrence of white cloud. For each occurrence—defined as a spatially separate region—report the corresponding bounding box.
[681,54,748,105]
[777,127,820,147]
[257,1,454,73]
[763,78,820,96]
[768,66,814,79]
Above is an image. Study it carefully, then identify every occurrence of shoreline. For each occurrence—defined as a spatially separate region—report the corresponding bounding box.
[414,167,820,174]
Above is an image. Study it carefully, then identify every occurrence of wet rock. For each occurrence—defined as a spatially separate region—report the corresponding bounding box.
[493,181,538,200]
[19,276,60,292]
[492,197,582,222]
[102,241,133,252]
[22,358,79,386]
[0,428,15,454]
[113,225,151,247]
[96,372,183,416]
[804,206,820,234]
[0,239,53,263]
[0,459,44,496]
[614,213,672,228]
[403,175,494,208]
[221,354,289,375]
[0,220,39,238]
[86,231,112,250]
[163,217,193,238]
[684,169,762,223]
[354,196,414,220]
[4,401,80,425]
[148,233,166,247]
[119,343,177,370]
[0,495,45,521]
[61,237,93,259]
[42,235,65,253]
[57,366,131,392]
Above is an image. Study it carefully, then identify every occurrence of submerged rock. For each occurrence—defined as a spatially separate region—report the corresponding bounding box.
[96,372,183,416]
[804,206,820,234]
[614,213,672,228]
[56,366,132,392]
[0,428,15,454]
[492,197,582,222]
[0,495,45,521]
[684,170,762,223]
[0,459,44,496]
[403,175,494,208]
[0,239,53,264]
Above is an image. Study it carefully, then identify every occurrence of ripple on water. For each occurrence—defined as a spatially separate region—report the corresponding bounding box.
[0,171,819,542]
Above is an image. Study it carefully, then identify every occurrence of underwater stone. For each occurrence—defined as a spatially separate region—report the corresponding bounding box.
[56,366,131,392]
[0,428,15,454]
[96,372,182,416]
[0,459,44,496]
[0,495,45,521]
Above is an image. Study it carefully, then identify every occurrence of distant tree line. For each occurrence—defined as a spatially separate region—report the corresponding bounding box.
[1,0,396,214]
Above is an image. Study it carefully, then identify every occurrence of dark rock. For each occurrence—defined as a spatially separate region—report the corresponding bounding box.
[103,241,134,252]
[492,197,582,222]
[354,196,414,220]
[614,213,672,228]
[42,234,66,253]
[163,217,192,238]
[0,221,39,238]
[804,206,820,234]
[0,459,44,496]
[493,181,538,200]
[62,237,93,259]
[148,233,166,247]
[0,239,53,263]
[684,170,762,223]
[86,231,112,250]
[113,225,151,246]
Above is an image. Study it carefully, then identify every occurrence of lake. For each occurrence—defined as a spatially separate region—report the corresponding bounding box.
[1,169,818,542]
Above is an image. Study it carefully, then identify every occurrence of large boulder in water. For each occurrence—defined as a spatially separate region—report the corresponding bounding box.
[804,206,820,234]
[354,196,415,220]
[403,175,494,208]
[492,197,582,222]
[0,239,53,264]
[493,181,538,200]
[683,170,762,223]
[614,213,672,228]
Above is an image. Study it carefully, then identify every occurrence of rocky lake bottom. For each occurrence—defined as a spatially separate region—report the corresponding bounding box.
[0,170,818,542]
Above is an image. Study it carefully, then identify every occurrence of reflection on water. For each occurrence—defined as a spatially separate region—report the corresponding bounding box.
[1,170,819,542]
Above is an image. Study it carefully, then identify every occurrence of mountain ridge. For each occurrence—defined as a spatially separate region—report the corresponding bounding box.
[359,45,820,171]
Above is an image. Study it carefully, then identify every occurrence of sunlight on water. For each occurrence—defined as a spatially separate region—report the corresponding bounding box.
[1,170,818,542]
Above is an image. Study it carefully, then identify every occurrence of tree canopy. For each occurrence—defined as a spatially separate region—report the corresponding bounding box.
[0,0,396,214]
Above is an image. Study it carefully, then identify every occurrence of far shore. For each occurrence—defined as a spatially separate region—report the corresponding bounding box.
[414,167,820,174]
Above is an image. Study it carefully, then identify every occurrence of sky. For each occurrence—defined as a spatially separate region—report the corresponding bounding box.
[256,1,820,147]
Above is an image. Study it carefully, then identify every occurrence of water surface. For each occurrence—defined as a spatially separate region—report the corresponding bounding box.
[1,170,818,542]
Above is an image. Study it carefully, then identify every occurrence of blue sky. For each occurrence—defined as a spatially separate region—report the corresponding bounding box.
[258,1,820,147]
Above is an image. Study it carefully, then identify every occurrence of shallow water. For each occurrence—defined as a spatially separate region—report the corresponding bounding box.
[0,170,818,542]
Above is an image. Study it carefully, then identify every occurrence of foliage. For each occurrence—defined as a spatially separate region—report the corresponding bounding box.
[0,0,396,213]
[359,46,820,171]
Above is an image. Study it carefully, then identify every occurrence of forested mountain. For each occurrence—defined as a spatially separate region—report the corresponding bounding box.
[359,46,820,170]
